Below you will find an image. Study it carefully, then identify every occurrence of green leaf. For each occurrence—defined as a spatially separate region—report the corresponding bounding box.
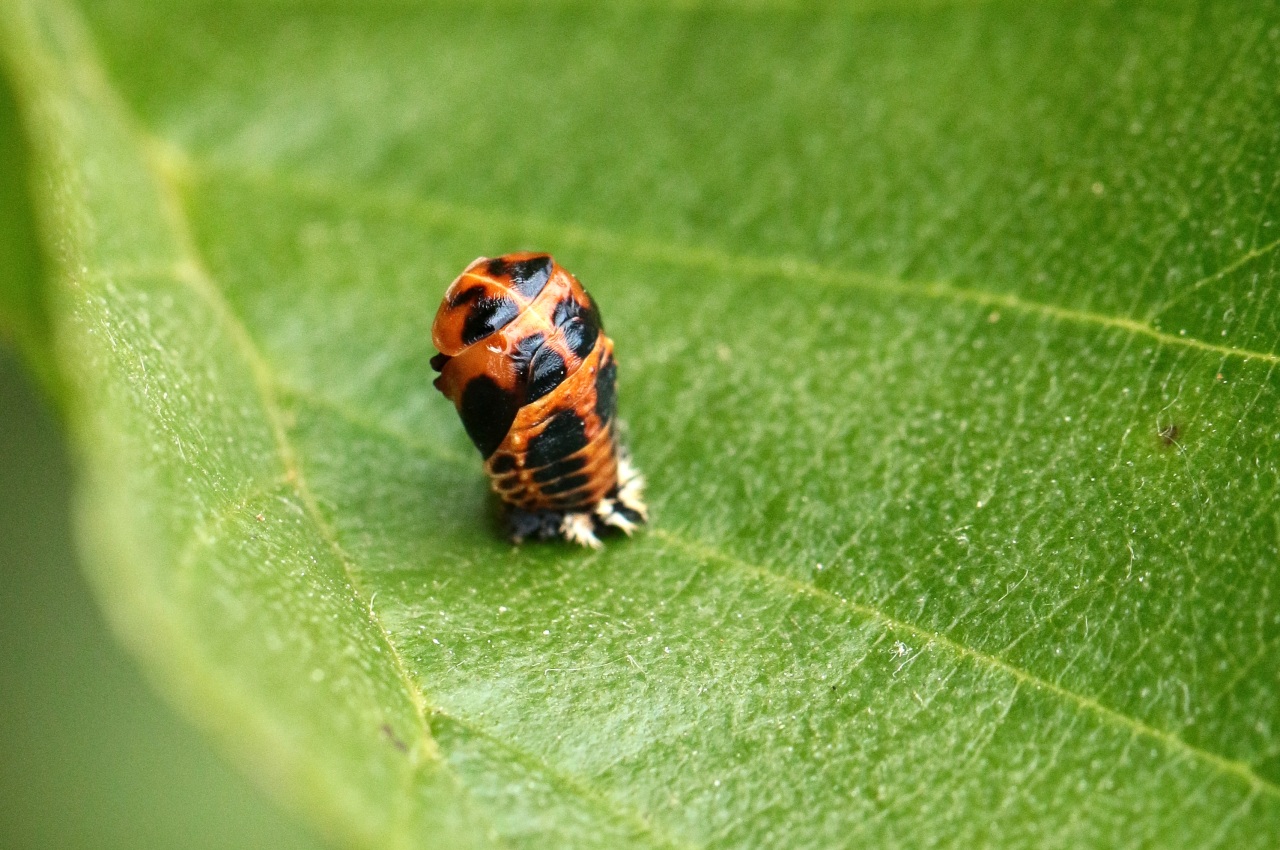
[0,344,328,850]
[0,66,57,392]
[4,0,1280,846]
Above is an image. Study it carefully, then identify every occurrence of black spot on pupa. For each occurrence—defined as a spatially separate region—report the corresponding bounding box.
[527,346,568,403]
[461,295,520,346]
[459,375,520,457]
[526,409,588,468]
[562,318,599,360]
[429,352,451,372]
[448,285,486,308]
[582,297,603,332]
[507,255,553,298]
[552,297,572,326]
[510,332,546,372]
[594,356,617,424]
[553,296,604,331]
[531,455,587,483]
[489,453,518,474]
[541,474,591,495]
[554,296,602,359]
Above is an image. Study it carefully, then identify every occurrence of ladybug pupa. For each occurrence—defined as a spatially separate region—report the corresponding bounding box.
[430,253,647,548]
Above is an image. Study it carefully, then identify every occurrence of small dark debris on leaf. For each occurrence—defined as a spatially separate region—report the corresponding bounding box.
[381,723,408,753]
[1158,423,1181,447]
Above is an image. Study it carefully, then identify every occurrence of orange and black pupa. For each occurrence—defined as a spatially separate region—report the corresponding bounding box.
[430,252,647,548]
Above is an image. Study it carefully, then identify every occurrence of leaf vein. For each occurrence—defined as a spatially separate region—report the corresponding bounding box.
[428,710,700,850]
[1150,235,1280,320]
[189,158,1280,365]
[282,384,1280,803]
[653,529,1280,802]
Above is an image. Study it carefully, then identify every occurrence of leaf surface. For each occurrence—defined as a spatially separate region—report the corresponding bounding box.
[3,0,1280,846]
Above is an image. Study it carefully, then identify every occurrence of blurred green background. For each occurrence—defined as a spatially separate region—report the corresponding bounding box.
[0,76,323,850]
[0,348,326,850]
